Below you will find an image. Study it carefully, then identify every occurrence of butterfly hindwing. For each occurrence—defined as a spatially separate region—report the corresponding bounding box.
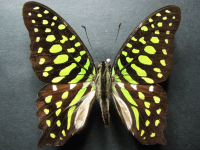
[36,82,96,147]
[23,1,96,84]
[112,82,168,145]
[112,5,181,85]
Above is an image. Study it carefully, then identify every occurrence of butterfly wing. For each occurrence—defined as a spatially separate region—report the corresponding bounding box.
[23,1,96,84]
[112,5,181,85]
[36,82,96,147]
[111,5,181,145]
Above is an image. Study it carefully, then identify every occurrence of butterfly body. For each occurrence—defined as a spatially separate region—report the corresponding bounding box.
[23,1,181,147]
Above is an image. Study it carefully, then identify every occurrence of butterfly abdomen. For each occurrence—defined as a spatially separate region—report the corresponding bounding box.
[96,61,112,127]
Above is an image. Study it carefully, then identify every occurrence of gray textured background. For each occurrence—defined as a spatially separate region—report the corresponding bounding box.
[0,0,200,150]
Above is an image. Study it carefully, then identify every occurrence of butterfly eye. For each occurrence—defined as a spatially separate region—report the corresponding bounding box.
[97,64,101,70]
[108,63,111,69]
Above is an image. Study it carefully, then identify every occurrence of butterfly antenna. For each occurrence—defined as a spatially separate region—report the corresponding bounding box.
[82,25,100,63]
[108,23,121,58]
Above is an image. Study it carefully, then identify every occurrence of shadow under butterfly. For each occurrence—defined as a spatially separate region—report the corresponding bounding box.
[22,1,181,147]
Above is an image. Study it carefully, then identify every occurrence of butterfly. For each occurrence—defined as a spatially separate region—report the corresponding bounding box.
[23,1,181,147]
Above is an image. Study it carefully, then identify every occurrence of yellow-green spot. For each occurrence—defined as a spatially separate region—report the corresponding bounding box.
[156,13,161,17]
[45,95,52,103]
[32,20,35,23]
[165,10,171,13]
[75,42,81,47]
[80,50,86,56]
[131,106,139,130]
[169,23,172,26]
[121,89,138,106]
[172,16,176,19]
[126,43,132,48]
[66,48,75,53]
[45,28,51,33]
[36,37,40,42]
[62,91,69,99]
[58,24,66,30]
[39,58,45,65]
[67,106,76,130]
[60,137,63,140]
[33,6,39,10]
[122,51,127,57]
[150,37,159,43]
[150,133,155,137]
[56,101,62,108]
[34,28,38,32]
[139,37,146,44]
[141,26,148,31]
[51,22,55,26]
[162,49,167,55]
[166,30,170,34]
[145,109,151,116]
[165,39,168,44]
[126,57,133,63]
[157,22,162,27]
[144,45,156,54]
[68,75,84,83]
[151,24,155,28]
[70,35,76,41]
[44,10,49,14]
[56,108,61,116]
[115,75,122,82]
[46,120,51,127]
[54,54,69,64]
[56,120,61,127]
[38,47,43,53]
[143,137,146,139]
[74,56,81,62]
[153,96,160,103]
[138,92,145,100]
[141,77,154,84]
[52,76,65,83]
[158,73,163,78]
[42,20,48,25]
[160,59,166,66]
[149,18,153,22]
[50,133,56,138]
[45,66,53,71]
[145,120,150,126]
[60,35,68,44]
[112,68,115,75]
[141,130,145,136]
[138,55,152,65]
[131,37,137,41]
[132,48,139,53]
[43,72,49,77]
[131,64,147,76]
[62,130,66,136]
[118,59,123,70]
[121,69,138,84]
[153,68,161,72]
[163,16,167,20]
[37,14,42,17]
[155,30,160,34]
[157,108,161,114]
[53,16,57,20]
[50,44,62,53]
[46,35,56,42]
[144,102,150,108]
[84,58,90,70]
[59,63,77,75]
[155,120,160,126]
[79,68,86,74]
[69,88,87,106]
[93,67,96,75]
[28,12,31,16]
[44,109,49,114]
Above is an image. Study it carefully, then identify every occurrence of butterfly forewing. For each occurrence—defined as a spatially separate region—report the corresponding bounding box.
[36,82,96,147]
[112,6,181,85]
[112,82,168,145]
[23,1,96,84]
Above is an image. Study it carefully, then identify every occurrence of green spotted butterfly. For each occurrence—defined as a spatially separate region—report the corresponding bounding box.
[23,1,181,147]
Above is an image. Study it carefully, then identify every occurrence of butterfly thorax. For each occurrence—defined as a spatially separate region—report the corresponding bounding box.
[95,61,112,127]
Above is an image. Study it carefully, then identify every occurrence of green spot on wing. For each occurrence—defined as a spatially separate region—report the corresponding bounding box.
[118,59,123,70]
[121,88,138,106]
[59,63,77,75]
[69,88,87,106]
[50,44,62,53]
[67,106,76,130]
[54,54,69,64]
[84,58,90,70]
[131,106,139,130]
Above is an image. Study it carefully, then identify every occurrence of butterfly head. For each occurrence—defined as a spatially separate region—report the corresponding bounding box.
[97,58,111,71]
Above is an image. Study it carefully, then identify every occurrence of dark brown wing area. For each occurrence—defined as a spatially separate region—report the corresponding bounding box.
[112,6,181,84]
[23,1,96,84]
[112,82,168,145]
